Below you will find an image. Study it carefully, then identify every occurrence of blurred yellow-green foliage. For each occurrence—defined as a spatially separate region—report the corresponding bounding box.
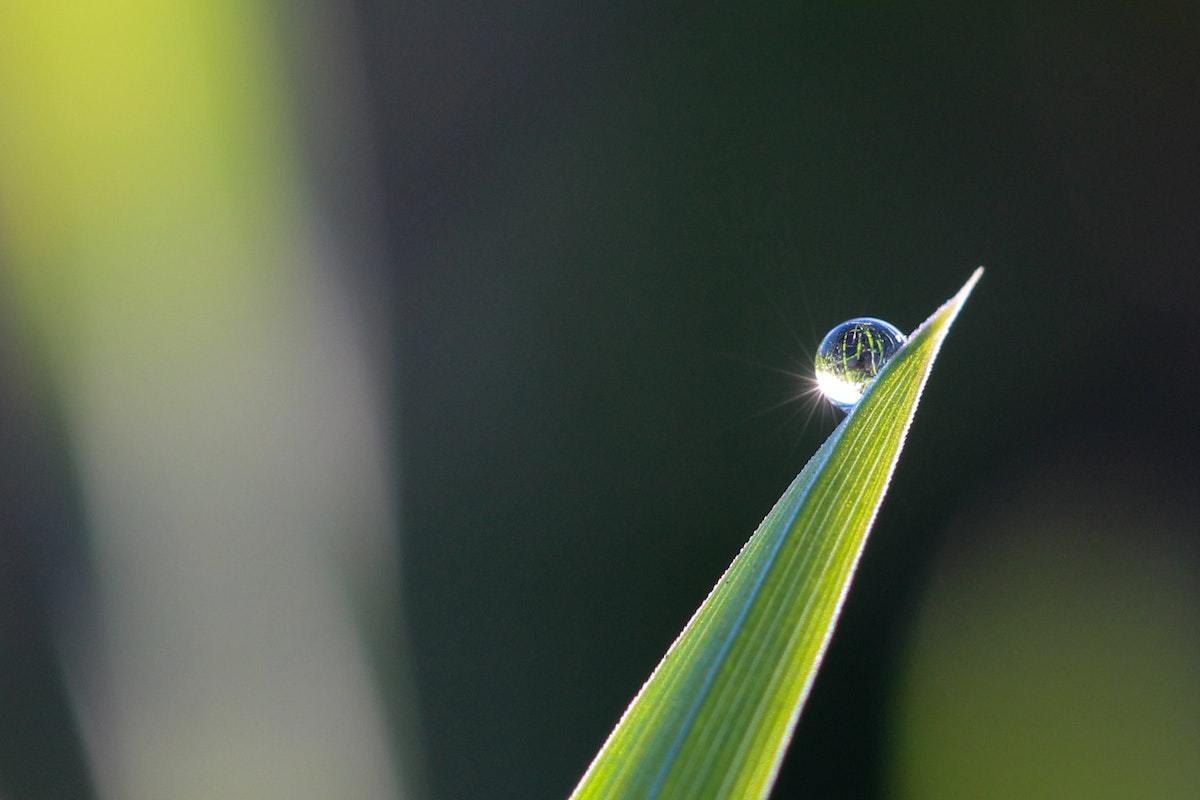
[0,2,296,365]
[892,465,1200,799]
[1,4,414,798]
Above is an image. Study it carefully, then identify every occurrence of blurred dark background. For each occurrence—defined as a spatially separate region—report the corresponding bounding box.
[1,2,1198,798]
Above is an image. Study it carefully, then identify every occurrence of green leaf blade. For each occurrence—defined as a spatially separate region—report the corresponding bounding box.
[571,269,983,800]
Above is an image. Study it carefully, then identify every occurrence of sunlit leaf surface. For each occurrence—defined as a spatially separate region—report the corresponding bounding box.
[572,269,983,800]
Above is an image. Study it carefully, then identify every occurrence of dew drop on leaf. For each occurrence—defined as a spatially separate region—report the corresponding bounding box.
[815,317,907,410]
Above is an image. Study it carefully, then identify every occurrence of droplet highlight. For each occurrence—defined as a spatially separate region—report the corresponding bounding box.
[815,317,907,410]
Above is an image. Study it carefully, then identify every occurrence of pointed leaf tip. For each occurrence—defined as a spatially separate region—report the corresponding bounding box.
[571,272,981,800]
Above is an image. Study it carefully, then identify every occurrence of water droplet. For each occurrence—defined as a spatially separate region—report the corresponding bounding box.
[815,317,907,410]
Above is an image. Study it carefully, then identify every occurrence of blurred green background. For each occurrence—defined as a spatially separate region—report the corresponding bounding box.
[1,2,1198,798]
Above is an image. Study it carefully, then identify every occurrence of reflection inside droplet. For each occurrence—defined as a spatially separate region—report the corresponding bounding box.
[815,317,907,410]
